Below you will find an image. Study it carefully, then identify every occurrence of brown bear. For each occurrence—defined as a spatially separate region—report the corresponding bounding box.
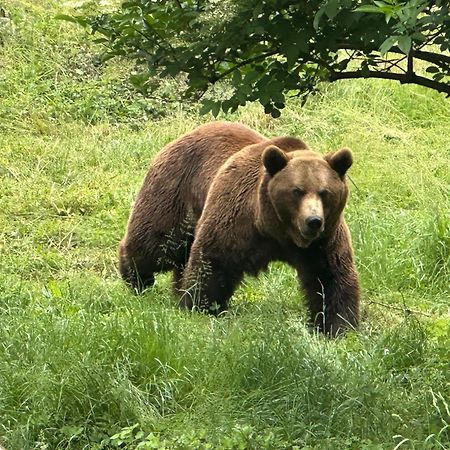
[119,121,360,336]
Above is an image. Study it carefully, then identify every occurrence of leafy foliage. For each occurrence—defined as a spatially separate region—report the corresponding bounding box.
[105,423,292,449]
[66,0,450,116]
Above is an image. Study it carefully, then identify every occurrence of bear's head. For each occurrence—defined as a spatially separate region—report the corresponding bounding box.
[261,145,353,248]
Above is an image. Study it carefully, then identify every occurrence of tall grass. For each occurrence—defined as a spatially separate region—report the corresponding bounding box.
[0,1,449,449]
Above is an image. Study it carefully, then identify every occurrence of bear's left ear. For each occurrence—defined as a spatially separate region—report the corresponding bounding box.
[325,148,353,178]
[262,145,289,176]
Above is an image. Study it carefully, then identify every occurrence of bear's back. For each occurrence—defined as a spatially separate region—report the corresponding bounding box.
[129,122,266,233]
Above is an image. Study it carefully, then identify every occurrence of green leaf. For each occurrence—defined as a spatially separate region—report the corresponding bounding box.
[412,32,426,42]
[397,35,412,55]
[240,83,253,95]
[199,100,214,115]
[271,108,281,118]
[243,70,259,85]
[264,103,273,114]
[426,66,440,74]
[92,38,109,44]
[296,32,310,53]
[258,90,270,105]
[282,43,300,69]
[232,70,242,85]
[325,0,340,20]
[211,102,221,118]
[313,6,326,30]
[433,73,445,81]
[353,6,384,14]
[54,14,87,26]
[379,36,397,55]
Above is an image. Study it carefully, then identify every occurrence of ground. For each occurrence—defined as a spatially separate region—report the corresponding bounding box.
[0,1,449,449]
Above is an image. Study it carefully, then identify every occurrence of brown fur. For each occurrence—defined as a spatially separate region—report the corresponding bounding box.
[119,122,266,290]
[119,122,360,336]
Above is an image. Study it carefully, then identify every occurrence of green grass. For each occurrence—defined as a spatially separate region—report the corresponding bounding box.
[0,1,449,449]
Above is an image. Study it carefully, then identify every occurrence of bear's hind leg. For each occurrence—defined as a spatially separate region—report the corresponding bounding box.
[172,267,184,297]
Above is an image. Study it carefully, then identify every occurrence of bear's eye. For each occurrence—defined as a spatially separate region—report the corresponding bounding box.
[319,189,330,199]
[292,187,305,197]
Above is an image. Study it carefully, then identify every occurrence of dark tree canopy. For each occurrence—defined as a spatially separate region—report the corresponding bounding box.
[63,0,450,117]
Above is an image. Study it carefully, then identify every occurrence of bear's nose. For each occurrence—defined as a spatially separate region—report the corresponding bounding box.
[305,216,323,231]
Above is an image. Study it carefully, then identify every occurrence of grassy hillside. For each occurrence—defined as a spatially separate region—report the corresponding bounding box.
[0,1,449,449]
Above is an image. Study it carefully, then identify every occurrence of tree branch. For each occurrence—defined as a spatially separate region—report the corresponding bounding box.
[407,50,414,80]
[336,42,450,70]
[209,50,278,83]
[383,55,407,73]
[414,49,450,70]
[329,70,450,96]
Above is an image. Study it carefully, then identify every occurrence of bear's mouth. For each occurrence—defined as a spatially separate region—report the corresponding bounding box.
[290,230,318,248]
[291,227,323,248]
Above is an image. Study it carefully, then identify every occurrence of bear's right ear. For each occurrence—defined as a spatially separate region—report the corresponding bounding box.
[325,148,353,178]
[262,145,289,176]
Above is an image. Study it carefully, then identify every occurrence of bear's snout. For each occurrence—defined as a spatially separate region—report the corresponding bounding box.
[297,194,325,240]
[305,215,323,231]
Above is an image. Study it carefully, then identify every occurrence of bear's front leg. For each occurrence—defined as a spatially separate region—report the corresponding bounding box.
[118,241,156,293]
[296,222,360,337]
[180,250,243,314]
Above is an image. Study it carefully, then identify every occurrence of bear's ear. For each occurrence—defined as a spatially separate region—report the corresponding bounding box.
[262,145,289,176]
[325,148,353,178]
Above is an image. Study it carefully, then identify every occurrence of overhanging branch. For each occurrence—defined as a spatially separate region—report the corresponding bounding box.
[336,42,450,70]
[329,70,450,96]
[414,49,450,71]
